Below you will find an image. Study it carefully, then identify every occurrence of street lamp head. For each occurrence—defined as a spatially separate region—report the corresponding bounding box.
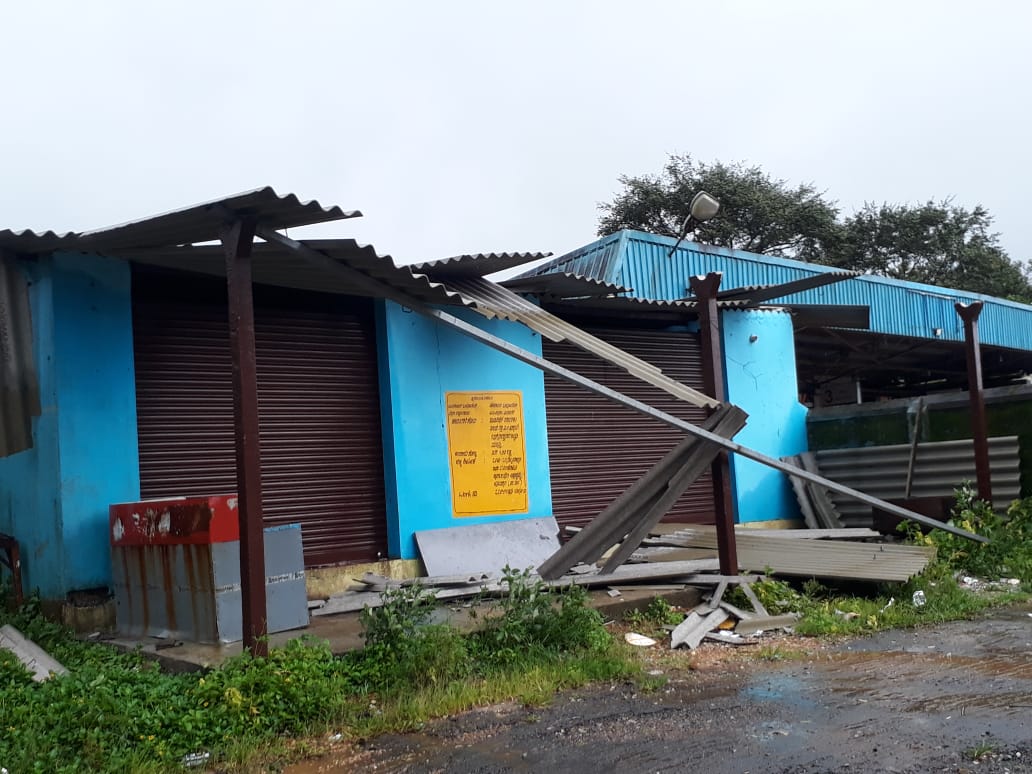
[689,191,721,223]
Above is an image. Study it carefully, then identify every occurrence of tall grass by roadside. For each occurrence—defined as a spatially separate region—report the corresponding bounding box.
[0,567,640,773]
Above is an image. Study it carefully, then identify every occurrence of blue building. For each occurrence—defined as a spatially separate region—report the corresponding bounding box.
[3,193,1032,605]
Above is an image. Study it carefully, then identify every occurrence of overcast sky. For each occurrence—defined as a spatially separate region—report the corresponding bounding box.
[2,1,1030,266]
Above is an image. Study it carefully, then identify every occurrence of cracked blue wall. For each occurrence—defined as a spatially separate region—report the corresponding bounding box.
[722,309,808,523]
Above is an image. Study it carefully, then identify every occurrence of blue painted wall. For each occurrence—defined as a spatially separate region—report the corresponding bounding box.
[51,252,140,589]
[377,301,553,559]
[722,309,808,523]
[0,256,63,596]
[0,253,139,598]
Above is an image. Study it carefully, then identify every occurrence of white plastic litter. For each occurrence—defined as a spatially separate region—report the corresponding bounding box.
[912,590,926,607]
[182,752,211,768]
[624,632,657,647]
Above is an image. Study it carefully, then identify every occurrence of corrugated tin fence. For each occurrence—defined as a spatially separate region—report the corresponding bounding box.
[814,437,1021,526]
[0,255,40,457]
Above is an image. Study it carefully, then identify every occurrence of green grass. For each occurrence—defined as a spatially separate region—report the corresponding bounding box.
[0,569,644,773]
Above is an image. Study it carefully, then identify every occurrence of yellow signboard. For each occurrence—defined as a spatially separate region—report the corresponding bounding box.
[445,391,529,517]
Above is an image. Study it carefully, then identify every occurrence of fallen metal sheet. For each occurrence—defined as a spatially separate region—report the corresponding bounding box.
[415,517,561,577]
[645,528,935,582]
[538,405,747,580]
[735,613,800,636]
[642,527,881,545]
[313,559,722,617]
[814,437,1021,527]
[0,624,68,681]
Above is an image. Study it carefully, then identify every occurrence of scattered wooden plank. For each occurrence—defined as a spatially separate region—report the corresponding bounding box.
[734,613,800,636]
[671,609,729,650]
[0,624,68,681]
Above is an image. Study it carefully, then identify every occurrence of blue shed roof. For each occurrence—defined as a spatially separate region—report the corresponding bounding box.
[528,230,1032,353]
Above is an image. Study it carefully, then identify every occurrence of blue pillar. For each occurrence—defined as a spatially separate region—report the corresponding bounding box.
[722,309,808,524]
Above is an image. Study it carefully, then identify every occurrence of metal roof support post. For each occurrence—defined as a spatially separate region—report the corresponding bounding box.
[222,219,268,658]
[689,273,738,576]
[955,301,993,503]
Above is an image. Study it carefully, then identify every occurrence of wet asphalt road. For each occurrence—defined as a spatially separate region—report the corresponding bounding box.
[304,603,1032,774]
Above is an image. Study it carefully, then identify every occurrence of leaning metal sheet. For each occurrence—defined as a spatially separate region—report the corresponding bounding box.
[415,517,561,577]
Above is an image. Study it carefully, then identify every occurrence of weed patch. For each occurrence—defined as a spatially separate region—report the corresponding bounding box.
[0,569,640,772]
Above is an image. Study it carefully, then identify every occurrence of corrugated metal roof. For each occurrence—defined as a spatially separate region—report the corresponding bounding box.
[656,525,935,582]
[412,252,551,278]
[0,188,357,254]
[526,230,1032,353]
[439,276,719,409]
[704,271,859,304]
[814,437,1021,527]
[0,255,41,457]
[116,240,476,309]
[500,272,633,297]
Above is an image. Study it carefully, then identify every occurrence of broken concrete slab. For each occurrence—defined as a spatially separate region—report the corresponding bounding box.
[671,609,729,650]
[0,624,68,681]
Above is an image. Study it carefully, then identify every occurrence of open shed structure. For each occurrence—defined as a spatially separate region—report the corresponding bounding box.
[0,193,1017,647]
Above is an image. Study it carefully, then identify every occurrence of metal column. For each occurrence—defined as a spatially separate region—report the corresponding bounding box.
[222,219,268,657]
[689,273,738,576]
[955,301,993,503]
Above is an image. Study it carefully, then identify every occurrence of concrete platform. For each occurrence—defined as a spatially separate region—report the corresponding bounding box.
[103,586,703,672]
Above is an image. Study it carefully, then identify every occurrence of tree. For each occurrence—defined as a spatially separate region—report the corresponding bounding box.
[834,200,1032,302]
[598,155,1032,302]
[597,155,841,261]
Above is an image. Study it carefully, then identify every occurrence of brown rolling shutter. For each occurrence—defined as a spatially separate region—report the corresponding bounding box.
[132,269,387,566]
[543,326,716,530]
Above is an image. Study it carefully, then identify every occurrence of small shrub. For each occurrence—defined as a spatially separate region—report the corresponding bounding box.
[902,485,1032,583]
[472,567,609,664]
[624,596,684,629]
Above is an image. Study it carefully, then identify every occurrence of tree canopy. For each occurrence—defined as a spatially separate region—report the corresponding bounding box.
[598,154,1031,302]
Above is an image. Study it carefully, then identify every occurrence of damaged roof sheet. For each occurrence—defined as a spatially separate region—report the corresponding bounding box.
[500,272,633,298]
[0,187,358,255]
[411,252,551,278]
[437,276,719,409]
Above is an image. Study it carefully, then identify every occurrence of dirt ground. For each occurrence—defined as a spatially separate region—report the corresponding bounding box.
[292,602,1032,774]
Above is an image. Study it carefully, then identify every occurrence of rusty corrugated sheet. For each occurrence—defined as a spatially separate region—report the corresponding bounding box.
[0,188,357,255]
[440,276,719,409]
[0,255,40,457]
[814,437,1021,527]
[411,252,551,278]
